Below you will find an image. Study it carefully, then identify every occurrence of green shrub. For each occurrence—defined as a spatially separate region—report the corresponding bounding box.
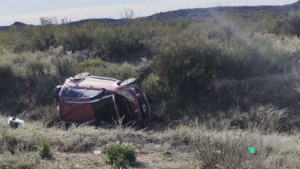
[63,26,94,52]
[106,142,136,169]
[154,35,220,108]
[141,73,161,100]
[38,139,52,159]
[51,55,74,77]
[161,151,172,159]
[94,27,146,61]
[25,59,51,76]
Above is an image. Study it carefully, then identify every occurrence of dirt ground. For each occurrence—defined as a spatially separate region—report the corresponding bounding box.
[54,148,194,169]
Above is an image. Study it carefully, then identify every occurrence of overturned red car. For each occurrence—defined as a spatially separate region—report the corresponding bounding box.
[53,73,150,127]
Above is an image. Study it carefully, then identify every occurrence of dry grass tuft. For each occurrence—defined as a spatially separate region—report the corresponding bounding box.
[195,129,300,169]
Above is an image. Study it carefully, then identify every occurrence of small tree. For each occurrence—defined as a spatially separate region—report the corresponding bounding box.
[120,8,135,19]
[40,17,58,25]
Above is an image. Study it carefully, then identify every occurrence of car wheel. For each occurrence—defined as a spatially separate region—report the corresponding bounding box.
[120,78,136,86]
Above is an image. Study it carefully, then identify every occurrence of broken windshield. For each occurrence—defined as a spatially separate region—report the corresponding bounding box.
[65,88,104,99]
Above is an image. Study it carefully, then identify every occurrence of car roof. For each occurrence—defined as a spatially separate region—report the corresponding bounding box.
[66,76,121,91]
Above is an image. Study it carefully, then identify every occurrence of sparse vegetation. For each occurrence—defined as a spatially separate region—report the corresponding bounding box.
[0,115,299,168]
[194,129,300,169]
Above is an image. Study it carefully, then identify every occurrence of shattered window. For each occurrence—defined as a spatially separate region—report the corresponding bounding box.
[66,88,84,98]
[81,90,103,98]
[65,88,103,98]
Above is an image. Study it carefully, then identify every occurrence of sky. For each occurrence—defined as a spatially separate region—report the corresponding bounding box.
[0,0,297,26]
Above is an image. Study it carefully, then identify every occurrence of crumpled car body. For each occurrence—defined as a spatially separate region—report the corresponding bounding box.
[54,75,150,127]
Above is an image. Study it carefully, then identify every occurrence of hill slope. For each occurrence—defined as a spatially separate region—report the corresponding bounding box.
[148,0,300,21]
[1,1,299,31]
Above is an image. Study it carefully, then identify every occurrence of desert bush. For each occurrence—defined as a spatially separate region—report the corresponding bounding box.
[2,10,300,123]
[195,131,269,169]
[32,23,58,51]
[0,53,27,76]
[0,129,37,154]
[24,52,53,76]
[25,60,51,76]
[106,141,136,169]
[0,152,41,169]
[93,27,147,61]
[63,26,94,52]
[0,50,68,114]
[51,55,74,77]
[212,74,300,112]
[219,32,300,79]
[141,73,162,101]
[48,46,75,77]
[194,129,300,169]
[38,139,52,159]
[199,105,296,133]
[75,58,150,81]
[244,106,292,132]
[154,34,221,110]
[287,10,300,37]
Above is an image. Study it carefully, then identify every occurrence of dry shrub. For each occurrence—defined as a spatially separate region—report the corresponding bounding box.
[246,106,291,132]
[26,60,51,76]
[49,46,75,77]
[0,48,75,78]
[195,132,267,169]
[199,105,295,133]
[0,128,37,154]
[213,74,300,111]
[51,55,74,77]
[225,105,293,133]
[195,130,300,169]
[142,73,162,101]
[75,58,150,81]
[0,152,41,169]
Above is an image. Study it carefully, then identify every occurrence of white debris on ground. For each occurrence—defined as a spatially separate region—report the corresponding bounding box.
[7,117,24,129]
[93,151,102,155]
